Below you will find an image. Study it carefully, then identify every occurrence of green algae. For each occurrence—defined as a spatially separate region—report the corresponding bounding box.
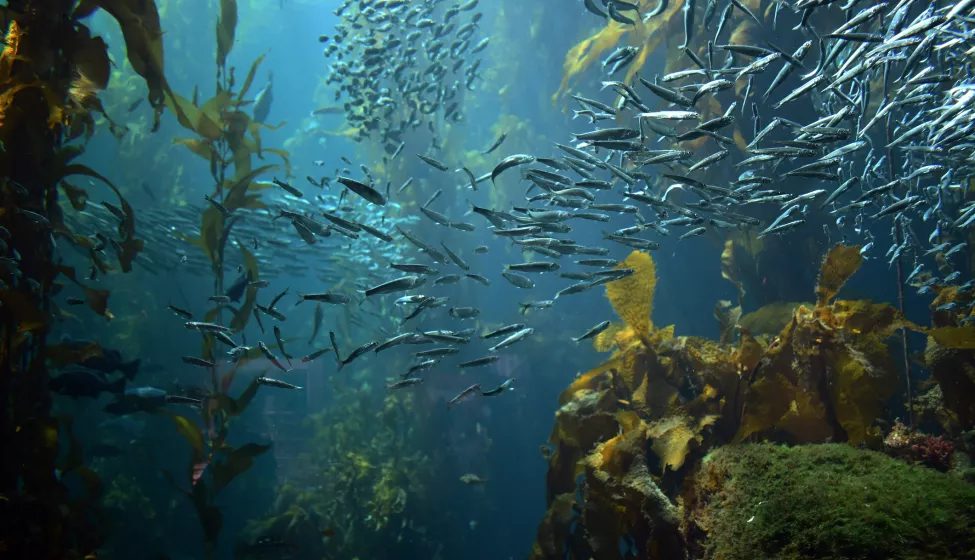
[695,444,975,560]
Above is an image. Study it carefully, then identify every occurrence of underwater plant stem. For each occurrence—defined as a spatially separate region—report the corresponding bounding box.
[894,220,915,430]
[884,109,915,430]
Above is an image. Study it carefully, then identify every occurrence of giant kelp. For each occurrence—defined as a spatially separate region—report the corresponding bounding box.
[147,4,290,558]
[0,0,169,558]
[531,244,931,559]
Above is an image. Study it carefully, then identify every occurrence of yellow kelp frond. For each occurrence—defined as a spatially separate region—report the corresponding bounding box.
[554,0,685,107]
[815,243,863,308]
[647,414,718,473]
[829,299,920,338]
[606,250,657,341]
[714,300,742,345]
[555,23,627,106]
[593,322,630,352]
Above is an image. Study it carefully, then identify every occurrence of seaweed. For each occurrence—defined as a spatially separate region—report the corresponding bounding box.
[532,244,936,559]
[0,1,167,557]
[153,7,288,557]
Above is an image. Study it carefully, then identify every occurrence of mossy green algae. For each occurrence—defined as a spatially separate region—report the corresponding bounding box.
[696,444,975,560]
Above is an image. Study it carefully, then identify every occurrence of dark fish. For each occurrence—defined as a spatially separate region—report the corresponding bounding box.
[256,376,302,390]
[225,271,251,303]
[491,154,535,184]
[340,341,379,370]
[481,378,514,397]
[459,355,500,368]
[300,348,332,363]
[448,383,482,407]
[482,132,507,154]
[50,370,125,398]
[337,176,387,206]
[258,341,289,372]
[56,338,141,380]
[417,153,450,171]
[387,378,424,392]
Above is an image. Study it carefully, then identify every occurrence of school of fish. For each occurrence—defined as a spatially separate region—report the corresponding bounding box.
[48,0,975,407]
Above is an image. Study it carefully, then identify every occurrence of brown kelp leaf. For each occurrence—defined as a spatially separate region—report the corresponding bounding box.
[230,243,259,332]
[647,415,698,472]
[52,264,114,319]
[168,412,205,458]
[59,181,88,210]
[714,300,742,345]
[45,341,102,367]
[720,239,746,306]
[216,0,238,68]
[529,493,577,559]
[61,163,143,272]
[76,0,167,130]
[164,89,222,141]
[83,284,112,319]
[828,336,895,445]
[236,52,268,102]
[605,250,656,341]
[0,289,48,333]
[830,299,921,337]
[925,336,975,429]
[217,376,261,413]
[815,243,863,308]
[928,326,975,349]
[69,29,111,91]
[211,442,271,494]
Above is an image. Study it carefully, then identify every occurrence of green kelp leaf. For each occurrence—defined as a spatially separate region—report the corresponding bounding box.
[230,242,259,332]
[174,137,217,161]
[236,52,268,103]
[75,0,168,131]
[216,215,242,272]
[168,412,205,458]
[216,0,238,69]
[211,442,271,494]
[198,206,225,269]
[928,326,975,349]
[223,164,276,212]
